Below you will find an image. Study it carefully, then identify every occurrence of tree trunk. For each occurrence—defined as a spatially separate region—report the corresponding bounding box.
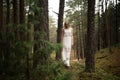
[115,0,119,44]
[85,0,96,72]
[101,0,107,48]
[56,0,65,60]
[19,0,25,23]
[33,0,49,67]
[13,0,19,24]
[0,0,4,75]
[13,0,19,40]
[76,26,79,60]
[19,0,26,40]
[82,0,87,58]
[97,0,101,50]
[81,20,85,59]
[105,0,111,53]
[19,0,30,79]
[6,0,10,24]
[45,0,49,41]
[79,26,83,59]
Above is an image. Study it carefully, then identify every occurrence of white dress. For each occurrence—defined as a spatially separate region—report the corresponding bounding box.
[62,27,73,67]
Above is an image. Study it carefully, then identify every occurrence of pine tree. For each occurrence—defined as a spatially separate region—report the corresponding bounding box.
[85,0,96,72]
[56,0,65,60]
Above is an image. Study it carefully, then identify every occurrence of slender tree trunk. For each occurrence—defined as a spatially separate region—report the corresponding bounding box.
[85,0,96,72]
[76,26,79,60]
[79,26,83,59]
[82,0,88,58]
[81,4,85,59]
[105,0,111,53]
[101,0,104,48]
[97,0,101,50]
[3,0,11,76]
[13,0,19,40]
[0,0,4,75]
[115,0,119,44]
[19,0,26,40]
[56,0,65,60]
[13,0,19,24]
[78,26,80,60]
[81,21,85,59]
[6,0,10,24]
[45,0,49,41]
[19,0,25,23]
[101,0,107,48]
[97,12,101,50]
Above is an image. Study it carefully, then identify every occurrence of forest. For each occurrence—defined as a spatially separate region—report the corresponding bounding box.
[0,0,120,80]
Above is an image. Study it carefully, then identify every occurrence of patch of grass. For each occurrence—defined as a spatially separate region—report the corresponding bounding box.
[78,68,120,80]
[95,46,120,77]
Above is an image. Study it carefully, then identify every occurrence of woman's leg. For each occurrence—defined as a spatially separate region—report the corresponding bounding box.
[62,48,67,65]
[66,48,71,67]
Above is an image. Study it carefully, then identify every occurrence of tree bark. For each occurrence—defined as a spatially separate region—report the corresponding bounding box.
[19,0,25,23]
[6,0,10,24]
[85,0,96,72]
[13,0,19,24]
[13,0,19,40]
[97,0,101,50]
[105,0,111,53]
[115,0,119,44]
[56,0,65,60]
[0,0,4,75]
[19,0,26,40]
[33,0,49,67]
[101,0,107,48]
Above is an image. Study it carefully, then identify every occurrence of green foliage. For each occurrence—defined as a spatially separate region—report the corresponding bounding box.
[0,25,30,80]
[66,0,82,9]
[0,22,71,80]
[95,46,120,79]
[32,61,72,80]
[0,0,73,80]
[66,0,87,26]
[79,69,120,80]
[29,39,72,80]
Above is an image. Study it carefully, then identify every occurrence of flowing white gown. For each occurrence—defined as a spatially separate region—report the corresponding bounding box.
[62,27,73,67]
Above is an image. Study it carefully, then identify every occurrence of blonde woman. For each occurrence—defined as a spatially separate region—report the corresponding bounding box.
[61,21,73,68]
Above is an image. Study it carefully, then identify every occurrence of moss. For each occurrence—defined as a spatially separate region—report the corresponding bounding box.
[78,68,120,80]
[95,46,120,77]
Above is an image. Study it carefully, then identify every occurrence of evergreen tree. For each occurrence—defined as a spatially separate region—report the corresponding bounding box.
[85,0,96,72]
[56,0,65,60]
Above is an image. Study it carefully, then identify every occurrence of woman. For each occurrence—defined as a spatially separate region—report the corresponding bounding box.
[61,21,73,68]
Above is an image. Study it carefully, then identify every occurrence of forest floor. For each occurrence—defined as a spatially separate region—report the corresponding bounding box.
[51,45,120,80]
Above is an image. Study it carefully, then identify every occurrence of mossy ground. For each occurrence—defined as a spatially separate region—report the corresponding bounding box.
[51,45,120,80]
